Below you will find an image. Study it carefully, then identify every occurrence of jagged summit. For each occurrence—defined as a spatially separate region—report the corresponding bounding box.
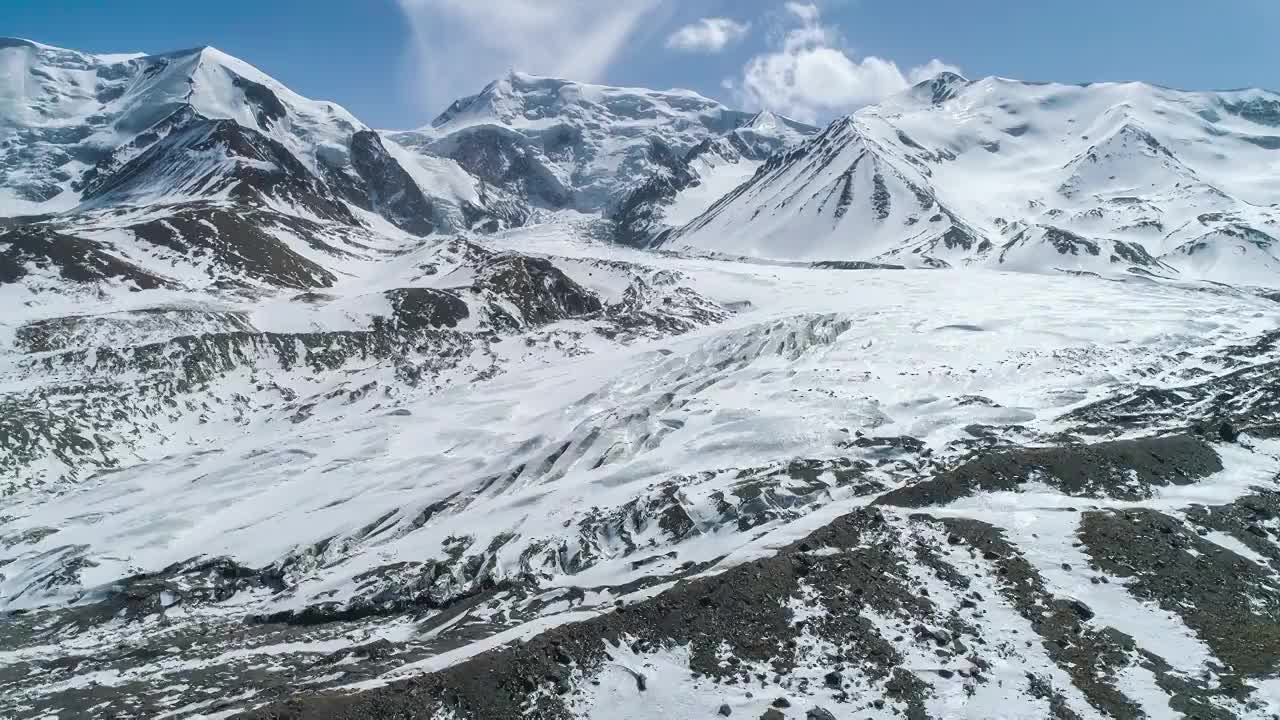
[746,109,783,128]
[668,116,983,265]
[0,39,369,213]
[427,70,728,132]
[931,70,969,83]
[394,72,806,213]
[908,70,971,105]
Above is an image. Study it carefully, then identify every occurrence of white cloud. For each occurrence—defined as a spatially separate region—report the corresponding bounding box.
[732,3,961,124]
[397,0,668,122]
[907,58,964,85]
[665,17,751,53]
[784,1,821,24]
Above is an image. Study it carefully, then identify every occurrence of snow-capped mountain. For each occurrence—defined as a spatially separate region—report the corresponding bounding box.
[386,72,808,218]
[5,38,1280,720]
[2,39,353,209]
[668,115,985,265]
[0,37,511,236]
[666,73,1280,282]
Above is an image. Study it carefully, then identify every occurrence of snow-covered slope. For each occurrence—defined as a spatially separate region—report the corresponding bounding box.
[6,219,1280,720]
[672,116,985,266]
[668,73,1280,283]
[6,38,1280,720]
[1,39,352,211]
[0,38,517,236]
[609,111,817,247]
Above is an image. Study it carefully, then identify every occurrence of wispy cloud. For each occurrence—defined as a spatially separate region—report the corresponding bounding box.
[665,17,751,54]
[729,2,961,124]
[396,0,667,123]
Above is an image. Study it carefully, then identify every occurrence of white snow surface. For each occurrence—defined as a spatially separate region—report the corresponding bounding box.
[4,215,1280,720]
[3,218,1278,615]
[665,153,763,227]
[672,74,1280,284]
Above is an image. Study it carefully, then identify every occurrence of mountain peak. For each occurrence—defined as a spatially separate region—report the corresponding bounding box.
[746,110,782,130]
[0,36,147,65]
[193,45,235,63]
[0,36,44,49]
[931,70,969,84]
[427,72,727,133]
[909,71,971,105]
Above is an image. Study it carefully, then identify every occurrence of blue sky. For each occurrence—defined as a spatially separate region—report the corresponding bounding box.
[7,1,1279,128]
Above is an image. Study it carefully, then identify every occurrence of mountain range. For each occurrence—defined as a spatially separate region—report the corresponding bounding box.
[3,37,1280,720]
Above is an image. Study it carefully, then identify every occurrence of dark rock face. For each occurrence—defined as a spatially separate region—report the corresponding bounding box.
[864,172,890,222]
[74,106,199,198]
[1239,134,1280,150]
[811,260,906,271]
[662,117,993,269]
[1175,224,1278,261]
[57,557,287,632]
[82,110,358,225]
[1041,227,1100,257]
[1109,239,1161,266]
[232,74,289,129]
[608,146,698,247]
[1081,508,1280,676]
[938,224,980,251]
[128,205,340,289]
[74,105,445,238]
[916,72,969,105]
[876,434,1222,507]
[995,224,1165,269]
[385,288,470,331]
[0,225,169,288]
[431,127,572,209]
[323,130,436,237]
[609,124,816,248]
[475,255,603,328]
[1221,97,1280,127]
